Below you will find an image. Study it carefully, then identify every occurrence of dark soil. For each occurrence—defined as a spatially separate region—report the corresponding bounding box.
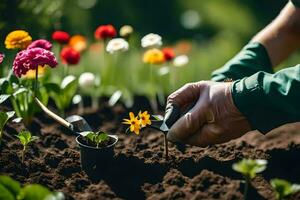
[1,99,300,200]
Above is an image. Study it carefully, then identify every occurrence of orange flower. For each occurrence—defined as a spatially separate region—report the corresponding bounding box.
[138,111,151,127]
[143,48,165,64]
[69,35,87,52]
[123,112,141,135]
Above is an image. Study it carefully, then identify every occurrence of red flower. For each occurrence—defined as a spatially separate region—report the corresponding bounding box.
[162,47,175,61]
[52,31,70,44]
[94,25,117,40]
[60,47,80,65]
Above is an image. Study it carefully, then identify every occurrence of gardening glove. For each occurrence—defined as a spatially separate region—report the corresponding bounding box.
[164,81,251,147]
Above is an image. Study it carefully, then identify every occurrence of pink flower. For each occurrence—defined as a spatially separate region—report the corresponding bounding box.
[0,53,4,64]
[13,47,58,77]
[27,39,52,50]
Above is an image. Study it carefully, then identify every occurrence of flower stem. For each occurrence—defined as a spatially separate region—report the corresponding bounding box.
[34,66,39,97]
[164,134,169,160]
[21,146,26,164]
[244,176,249,200]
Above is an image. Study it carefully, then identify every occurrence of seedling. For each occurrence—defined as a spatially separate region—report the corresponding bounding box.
[16,131,39,163]
[0,111,14,145]
[81,131,109,148]
[270,178,300,200]
[232,159,267,200]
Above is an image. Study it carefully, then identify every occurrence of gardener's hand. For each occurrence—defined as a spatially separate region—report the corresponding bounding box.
[165,81,251,147]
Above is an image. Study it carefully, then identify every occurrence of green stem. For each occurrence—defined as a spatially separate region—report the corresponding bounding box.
[21,146,26,164]
[34,66,38,97]
[244,176,249,200]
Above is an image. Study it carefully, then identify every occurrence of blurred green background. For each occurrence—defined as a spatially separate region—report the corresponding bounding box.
[1,0,299,99]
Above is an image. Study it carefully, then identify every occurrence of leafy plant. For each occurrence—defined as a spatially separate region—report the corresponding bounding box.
[270,178,300,200]
[81,131,109,148]
[16,131,39,163]
[0,111,14,145]
[0,175,64,200]
[232,159,267,200]
[45,75,78,116]
[0,72,48,126]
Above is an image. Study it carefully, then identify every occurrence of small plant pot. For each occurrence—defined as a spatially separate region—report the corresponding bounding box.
[76,134,118,180]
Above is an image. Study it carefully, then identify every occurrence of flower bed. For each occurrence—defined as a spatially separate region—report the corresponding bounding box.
[1,99,300,200]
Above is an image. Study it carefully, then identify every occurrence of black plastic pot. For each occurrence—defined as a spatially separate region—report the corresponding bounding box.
[76,134,118,180]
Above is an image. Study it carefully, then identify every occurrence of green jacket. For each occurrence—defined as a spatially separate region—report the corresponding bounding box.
[212,43,300,133]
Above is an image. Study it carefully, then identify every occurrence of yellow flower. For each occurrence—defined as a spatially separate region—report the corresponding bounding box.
[139,111,151,127]
[123,112,141,135]
[69,35,87,52]
[143,48,165,64]
[22,65,46,79]
[5,30,32,50]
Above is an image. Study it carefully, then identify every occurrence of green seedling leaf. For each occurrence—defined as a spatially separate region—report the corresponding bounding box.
[84,131,109,148]
[16,131,39,146]
[270,178,300,200]
[18,184,52,200]
[0,175,21,197]
[0,94,10,104]
[0,111,14,133]
[232,159,267,179]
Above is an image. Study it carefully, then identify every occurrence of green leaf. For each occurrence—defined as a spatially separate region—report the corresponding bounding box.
[0,175,21,197]
[271,178,300,200]
[0,94,11,104]
[13,88,28,97]
[95,132,109,144]
[16,131,38,146]
[0,184,15,200]
[19,184,52,200]
[0,111,14,132]
[232,159,267,179]
[152,115,163,121]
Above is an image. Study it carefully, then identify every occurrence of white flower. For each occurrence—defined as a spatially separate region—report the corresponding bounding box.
[106,38,129,54]
[173,55,189,67]
[141,33,162,48]
[72,94,82,104]
[78,72,96,87]
[61,75,76,89]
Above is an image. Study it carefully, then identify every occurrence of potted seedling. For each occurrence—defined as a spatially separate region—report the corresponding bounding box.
[16,130,39,163]
[76,131,118,180]
[270,178,300,200]
[232,158,267,200]
[0,111,14,146]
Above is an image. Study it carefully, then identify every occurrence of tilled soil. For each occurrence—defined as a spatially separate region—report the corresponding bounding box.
[1,100,300,200]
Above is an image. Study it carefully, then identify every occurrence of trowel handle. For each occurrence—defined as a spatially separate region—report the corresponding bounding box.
[34,97,73,130]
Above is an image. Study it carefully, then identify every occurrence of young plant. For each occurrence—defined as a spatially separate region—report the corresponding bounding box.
[16,130,39,163]
[45,75,78,117]
[81,131,109,148]
[0,111,14,145]
[270,178,300,200]
[0,72,49,126]
[232,159,267,200]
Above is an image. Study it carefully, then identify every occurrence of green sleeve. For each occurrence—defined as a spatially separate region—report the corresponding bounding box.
[211,42,273,82]
[291,0,300,7]
[232,65,300,133]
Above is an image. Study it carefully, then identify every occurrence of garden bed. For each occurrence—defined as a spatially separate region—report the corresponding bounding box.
[1,98,300,200]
